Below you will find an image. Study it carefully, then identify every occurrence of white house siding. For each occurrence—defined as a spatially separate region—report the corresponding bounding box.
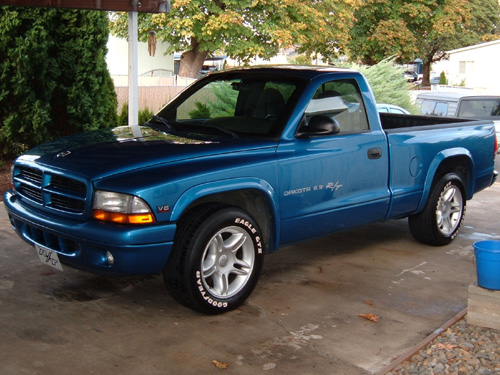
[106,35,179,113]
[445,40,500,95]
[106,35,175,83]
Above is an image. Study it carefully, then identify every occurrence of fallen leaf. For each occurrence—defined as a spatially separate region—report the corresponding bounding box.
[364,300,375,307]
[40,271,56,276]
[211,360,229,370]
[358,313,380,322]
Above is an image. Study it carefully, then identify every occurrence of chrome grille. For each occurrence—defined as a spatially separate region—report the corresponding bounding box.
[19,167,42,184]
[50,194,86,213]
[50,175,87,195]
[19,185,43,203]
[14,165,88,215]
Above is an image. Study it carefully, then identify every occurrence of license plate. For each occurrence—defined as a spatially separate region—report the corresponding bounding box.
[35,244,63,272]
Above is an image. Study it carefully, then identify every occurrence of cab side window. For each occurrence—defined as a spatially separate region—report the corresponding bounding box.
[434,102,449,116]
[305,79,369,133]
[421,99,449,116]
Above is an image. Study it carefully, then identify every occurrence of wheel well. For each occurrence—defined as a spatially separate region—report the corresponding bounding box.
[177,189,276,253]
[433,155,471,197]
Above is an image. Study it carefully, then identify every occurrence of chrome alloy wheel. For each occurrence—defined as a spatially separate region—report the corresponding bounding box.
[436,184,463,236]
[200,226,255,299]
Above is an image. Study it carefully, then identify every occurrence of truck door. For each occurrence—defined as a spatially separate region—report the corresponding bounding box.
[277,78,391,245]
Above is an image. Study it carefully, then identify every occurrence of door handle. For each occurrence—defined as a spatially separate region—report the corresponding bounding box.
[368,148,382,159]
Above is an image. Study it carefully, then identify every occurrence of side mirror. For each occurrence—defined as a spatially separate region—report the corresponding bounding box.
[296,115,341,138]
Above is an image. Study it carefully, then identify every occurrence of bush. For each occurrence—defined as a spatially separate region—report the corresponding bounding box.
[118,104,129,126]
[439,71,448,85]
[341,58,417,113]
[189,102,211,119]
[289,55,313,65]
[0,7,117,158]
[139,108,154,124]
[118,104,155,125]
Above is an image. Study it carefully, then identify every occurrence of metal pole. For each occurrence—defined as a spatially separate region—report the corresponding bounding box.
[128,10,141,136]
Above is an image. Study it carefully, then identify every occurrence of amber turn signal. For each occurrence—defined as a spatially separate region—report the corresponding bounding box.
[93,209,155,224]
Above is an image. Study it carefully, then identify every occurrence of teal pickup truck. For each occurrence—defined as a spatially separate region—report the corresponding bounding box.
[4,67,498,313]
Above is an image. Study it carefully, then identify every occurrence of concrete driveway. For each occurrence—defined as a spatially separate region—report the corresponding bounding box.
[1,183,499,375]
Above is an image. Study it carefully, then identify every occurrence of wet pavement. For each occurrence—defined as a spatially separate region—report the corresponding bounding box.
[0,182,499,375]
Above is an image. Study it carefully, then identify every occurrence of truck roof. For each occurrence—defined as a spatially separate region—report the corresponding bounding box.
[416,91,500,101]
[221,65,358,79]
[416,92,500,119]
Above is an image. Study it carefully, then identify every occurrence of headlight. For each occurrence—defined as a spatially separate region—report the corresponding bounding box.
[92,190,155,224]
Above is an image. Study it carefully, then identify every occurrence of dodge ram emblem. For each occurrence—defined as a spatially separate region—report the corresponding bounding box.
[56,150,72,158]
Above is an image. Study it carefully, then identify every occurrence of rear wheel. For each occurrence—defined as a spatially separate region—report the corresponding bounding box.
[409,173,466,246]
[164,205,264,314]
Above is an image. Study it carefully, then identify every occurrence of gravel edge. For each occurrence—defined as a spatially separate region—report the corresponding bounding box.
[376,309,465,374]
[377,309,500,375]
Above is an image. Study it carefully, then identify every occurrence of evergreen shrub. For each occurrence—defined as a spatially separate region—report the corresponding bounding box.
[0,7,117,158]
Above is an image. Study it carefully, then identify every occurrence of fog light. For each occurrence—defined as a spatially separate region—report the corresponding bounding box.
[106,251,115,266]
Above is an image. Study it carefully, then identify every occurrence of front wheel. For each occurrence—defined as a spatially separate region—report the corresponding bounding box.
[409,173,466,246]
[164,206,264,314]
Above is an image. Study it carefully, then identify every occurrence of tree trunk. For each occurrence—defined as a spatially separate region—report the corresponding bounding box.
[421,59,432,87]
[178,38,209,78]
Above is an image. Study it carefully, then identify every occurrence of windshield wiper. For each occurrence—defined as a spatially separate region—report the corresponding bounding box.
[147,115,174,131]
[148,116,238,139]
[201,123,239,139]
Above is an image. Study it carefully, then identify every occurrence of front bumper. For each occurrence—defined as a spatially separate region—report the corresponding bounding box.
[4,191,175,276]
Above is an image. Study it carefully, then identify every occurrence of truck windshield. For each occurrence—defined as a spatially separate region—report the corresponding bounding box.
[457,98,500,118]
[158,74,302,139]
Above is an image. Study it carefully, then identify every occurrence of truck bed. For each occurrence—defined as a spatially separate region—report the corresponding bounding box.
[380,112,496,219]
[379,112,473,131]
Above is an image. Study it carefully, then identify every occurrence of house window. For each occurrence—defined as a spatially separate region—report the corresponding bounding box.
[459,61,474,75]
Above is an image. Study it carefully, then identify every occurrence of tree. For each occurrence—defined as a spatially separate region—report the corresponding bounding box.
[343,58,417,113]
[0,7,118,158]
[109,0,361,78]
[439,71,448,85]
[347,0,500,86]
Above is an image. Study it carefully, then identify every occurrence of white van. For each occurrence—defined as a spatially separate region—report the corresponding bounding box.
[416,92,500,151]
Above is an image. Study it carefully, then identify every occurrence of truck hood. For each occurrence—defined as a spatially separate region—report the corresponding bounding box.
[18,126,278,180]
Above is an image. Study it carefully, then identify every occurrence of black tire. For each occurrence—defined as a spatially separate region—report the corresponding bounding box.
[164,205,265,314]
[409,173,466,246]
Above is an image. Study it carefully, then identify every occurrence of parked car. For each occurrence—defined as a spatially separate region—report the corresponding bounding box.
[198,65,217,77]
[430,77,441,85]
[5,67,498,314]
[376,103,411,114]
[403,71,418,82]
[416,92,500,149]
